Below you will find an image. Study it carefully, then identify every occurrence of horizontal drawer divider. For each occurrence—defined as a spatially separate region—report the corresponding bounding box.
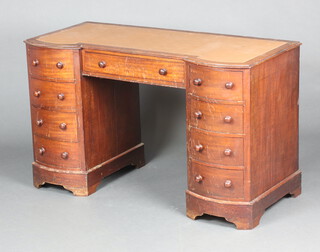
[190,158,245,170]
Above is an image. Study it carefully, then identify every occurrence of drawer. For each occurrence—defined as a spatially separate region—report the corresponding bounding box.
[27,46,75,82]
[31,107,78,142]
[188,160,244,199]
[190,127,244,166]
[189,65,243,101]
[82,50,185,87]
[29,78,76,112]
[190,97,244,134]
[33,135,81,169]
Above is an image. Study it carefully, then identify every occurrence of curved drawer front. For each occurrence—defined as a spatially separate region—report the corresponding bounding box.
[29,78,76,112]
[188,160,244,199]
[190,97,244,134]
[189,65,243,101]
[31,107,78,142]
[190,127,244,166]
[33,135,80,169]
[27,46,75,82]
[82,50,185,87]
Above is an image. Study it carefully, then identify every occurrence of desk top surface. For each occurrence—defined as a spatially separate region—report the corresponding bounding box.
[27,22,300,67]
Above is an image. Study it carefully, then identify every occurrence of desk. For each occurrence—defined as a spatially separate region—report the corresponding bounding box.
[25,22,301,229]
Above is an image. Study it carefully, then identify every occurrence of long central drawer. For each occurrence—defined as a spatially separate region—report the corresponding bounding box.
[82,50,185,87]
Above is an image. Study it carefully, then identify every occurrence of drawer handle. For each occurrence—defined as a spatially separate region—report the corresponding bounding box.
[195,175,203,183]
[159,68,167,76]
[39,147,45,155]
[195,144,204,152]
[61,152,69,159]
[224,116,232,123]
[56,62,64,69]
[225,82,234,89]
[33,90,41,97]
[193,78,202,86]
[98,61,106,68]
[59,123,67,130]
[36,119,43,127]
[57,93,65,100]
[194,111,202,119]
[224,148,232,156]
[224,180,232,188]
[32,59,39,66]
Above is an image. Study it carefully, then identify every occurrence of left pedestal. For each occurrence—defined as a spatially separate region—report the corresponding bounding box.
[26,45,145,196]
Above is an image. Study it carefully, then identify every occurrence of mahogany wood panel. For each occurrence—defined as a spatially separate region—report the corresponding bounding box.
[189,96,244,134]
[190,127,244,166]
[80,76,142,170]
[188,160,244,200]
[31,107,78,142]
[27,46,75,82]
[82,50,185,88]
[29,78,76,112]
[188,65,243,100]
[33,135,81,169]
[249,47,300,200]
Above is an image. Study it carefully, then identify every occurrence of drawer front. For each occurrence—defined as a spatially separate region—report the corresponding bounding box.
[189,65,243,101]
[29,78,76,111]
[190,97,244,134]
[190,128,244,166]
[82,50,185,87]
[188,161,244,199]
[31,107,78,142]
[33,135,81,169]
[27,46,75,82]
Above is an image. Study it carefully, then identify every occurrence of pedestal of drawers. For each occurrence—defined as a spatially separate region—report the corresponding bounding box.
[185,49,301,229]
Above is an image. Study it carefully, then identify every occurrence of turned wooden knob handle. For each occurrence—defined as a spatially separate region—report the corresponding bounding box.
[59,123,67,130]
[98,61,106,68]
[195,175,203,183]
[159,68,167,76]
[194,111,202,119]
[56,62,64,69]
[195,144,204,152]
[224,148,232,156]
[224,116,232,123]
[39,147,45,155]
[33,90,41,97]
[36,119,43,127]
[225,82,234,89]
[224,180,232,188]
[193,78,202,86]
[57,93,65,100]
[32,59,39,66]
[61,152,69,159]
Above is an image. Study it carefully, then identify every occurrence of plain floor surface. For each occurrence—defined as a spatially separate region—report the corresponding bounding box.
[0,85,319,252]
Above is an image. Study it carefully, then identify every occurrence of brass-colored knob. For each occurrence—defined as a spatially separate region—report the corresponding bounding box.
[36,119,43,127]
[39,147,45,155]
[98,61,106,68]
[224,116,232,123]
[224,180,232,188]
[57,93,65,100]
[59,123,67,130]
[195,175,203,183]
[61,152,69,159]
[159,68,167,76]
[56,62,64,69]
[194,111,202,119]
[195,144,204,152]
[193,78,202,86]
[32,59,39,66]
[33,90,41,97]
[225,82,234,89]
[224,148,232,156]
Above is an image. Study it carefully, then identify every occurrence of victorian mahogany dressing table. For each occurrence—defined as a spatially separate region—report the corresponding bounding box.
[25,22,301,229]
